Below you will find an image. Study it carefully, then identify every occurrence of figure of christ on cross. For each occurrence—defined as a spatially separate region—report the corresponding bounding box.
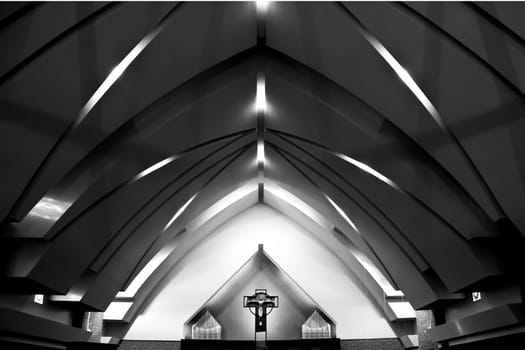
[243,289,279,333]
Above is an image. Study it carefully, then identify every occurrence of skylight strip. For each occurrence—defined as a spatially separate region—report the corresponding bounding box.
[255,76,267,114]
[116,244,176,298]
[75,26,163,127]
[361,31,444,129]
[103,301,133,321]
[134,156,178,181]
[163,193,199,232]
[333,152,400,190]
[264,182,332,231]
[324,194,359,232]
[186,181,258,232]
[256,0,269,14]
[257,140,265,167]
[27,196,72,221]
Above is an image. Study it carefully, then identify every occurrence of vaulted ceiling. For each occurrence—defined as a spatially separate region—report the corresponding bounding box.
[1,1,525,349]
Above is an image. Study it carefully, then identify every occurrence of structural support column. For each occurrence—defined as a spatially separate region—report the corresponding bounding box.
[82,311,104,342]
[416,310,438,350]
[256,0,268,202]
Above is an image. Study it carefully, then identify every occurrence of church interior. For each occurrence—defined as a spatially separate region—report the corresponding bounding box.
[1,1,525,350]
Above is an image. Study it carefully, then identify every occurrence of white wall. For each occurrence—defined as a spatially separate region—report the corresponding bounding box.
[125,204,395,340]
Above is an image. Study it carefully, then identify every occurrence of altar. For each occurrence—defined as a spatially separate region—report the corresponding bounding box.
[181,338,341,350]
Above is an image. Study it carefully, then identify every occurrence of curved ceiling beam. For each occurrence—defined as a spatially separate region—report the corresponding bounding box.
[263,51,497,239]
[0,2,180,223]
[88,139,256,274]
[0,3,39,31]
[0,2,122,84]
[264,137,411,279]
[103,189,409,339]
[1,41,260,239]
[4,139,254,295]
[264,145,403,288]
[122,175,261,294]
[78,147,256,311]
[467,2,525,50]
[398,2,525,99]
[266,140,429,273]
[259,196,415,337]
[6,3,183,221]
[342,1,525,235]
[269,139,504,294]
[107,182,260,326]
[338,2,505,221]
[0,130,254,240]
[3,2,256,223]
[263,144,447,309]
[101,165,260,300]
[269,130,498,241]
[265,2,503,221]
[263,180,402,297]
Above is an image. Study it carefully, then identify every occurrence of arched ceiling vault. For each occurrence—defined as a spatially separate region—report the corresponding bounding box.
[1,1,525,348]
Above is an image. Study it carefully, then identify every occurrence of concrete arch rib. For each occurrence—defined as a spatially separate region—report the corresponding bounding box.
[263,47,497,241]
[18,140,254,296]
[106,199,407,341]
[344,0,525,238]
[103,181,260,335]
[3,2,256,223]
[265,1,504,222]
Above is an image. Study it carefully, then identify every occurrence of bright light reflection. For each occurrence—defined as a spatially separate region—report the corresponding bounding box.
[186,181,258,232]
[351,248,403,297]
[388,301,416,319]
[334,152,399,190]
[257,140,265,167]
[324,195,358,232]
[163,193,198,232]
[325,195,403,297]
[49,289,83,302]
[265,182,331,231]
[134,156,178,181]
[103,301,133,320]
[75,27,163,127]
[256,0,269,13]
[362,32,443,128]
[116,244,177,298]
[255,77,266,113]
[265,182,402,297]
[27,196,71,221]
[100,337,114,344]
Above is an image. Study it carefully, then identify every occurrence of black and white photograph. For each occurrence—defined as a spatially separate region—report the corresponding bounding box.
[0,1,524,350]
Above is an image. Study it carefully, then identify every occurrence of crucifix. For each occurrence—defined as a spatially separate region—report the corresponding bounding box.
[243,289,279,344]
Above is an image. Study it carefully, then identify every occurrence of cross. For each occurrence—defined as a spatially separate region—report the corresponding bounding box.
[243,289,279,333]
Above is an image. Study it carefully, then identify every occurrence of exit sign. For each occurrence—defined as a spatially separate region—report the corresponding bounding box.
[472,292,482,302]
